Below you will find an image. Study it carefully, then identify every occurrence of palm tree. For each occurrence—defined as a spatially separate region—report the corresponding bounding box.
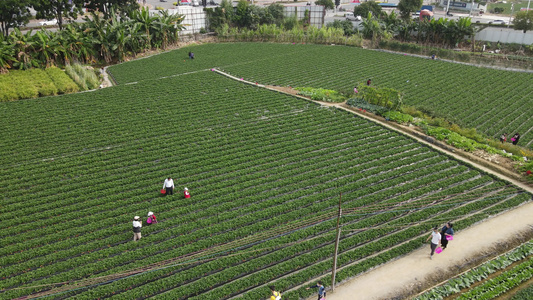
[60,23,97,64]
[0,37,16,73]
[83,12,113,63]
[153,10,185,50]
[131,7,158,49]
[8,28,39,70]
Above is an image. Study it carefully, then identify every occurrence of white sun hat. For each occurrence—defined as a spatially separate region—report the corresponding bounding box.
[148,212,154,217]
[184,187,188,190]
[134,216,140,220]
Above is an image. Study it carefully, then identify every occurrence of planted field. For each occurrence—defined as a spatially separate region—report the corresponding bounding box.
[1,70,531,299]
[108,43,533,148]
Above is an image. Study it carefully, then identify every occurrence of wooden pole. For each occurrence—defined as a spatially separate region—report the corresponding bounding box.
[331,192,342,292]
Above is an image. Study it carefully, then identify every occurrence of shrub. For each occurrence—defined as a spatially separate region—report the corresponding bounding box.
[45,67,79,94]
[382,111,413,124]
[26,69,58,97]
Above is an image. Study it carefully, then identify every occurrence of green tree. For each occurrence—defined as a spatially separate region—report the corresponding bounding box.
[315,0,334,10]
[398,0,422,21]
[353,1,383,19]
[513,10,533,33]
[0,0,32,37]
[326,19,354,36]
[84,0,139,19]
[32,0,85,30]
[234,0,259,29]
[267,3,285,26]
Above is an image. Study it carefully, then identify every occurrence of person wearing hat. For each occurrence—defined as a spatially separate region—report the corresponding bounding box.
[132,216,142,241]
[184,187,191,199]
[163,177,174,196]
[146,212,157,225]
[426,226,441,260]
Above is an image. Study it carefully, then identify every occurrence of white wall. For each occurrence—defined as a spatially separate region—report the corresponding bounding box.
[476,27,533,45]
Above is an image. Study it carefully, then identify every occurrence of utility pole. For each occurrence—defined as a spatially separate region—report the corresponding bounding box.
[331,192,342,292]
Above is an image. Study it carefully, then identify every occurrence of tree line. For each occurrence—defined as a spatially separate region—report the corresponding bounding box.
[0,7,184,72]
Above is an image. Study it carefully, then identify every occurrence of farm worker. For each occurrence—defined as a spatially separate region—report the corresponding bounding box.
[184,187,191,198]
[163,177,174,195]
[500,133,507,143]
[353,86,358,94]
[189,52,195,59]
[146,211,157,225]
[426,226,441,260]
[366,78,372,86]
[511,133,520,145]
[306,281,325,300]
[440,222,454,250]
[269,285,282,300]
[132,216,142,241]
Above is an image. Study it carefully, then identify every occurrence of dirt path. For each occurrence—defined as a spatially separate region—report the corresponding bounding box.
[323,201,533,300]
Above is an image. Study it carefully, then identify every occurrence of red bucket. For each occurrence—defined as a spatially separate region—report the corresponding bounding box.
[160,189,166,194]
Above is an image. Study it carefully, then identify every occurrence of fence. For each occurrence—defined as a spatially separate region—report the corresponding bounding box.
[151,7,208,34]
[283,5,326,29]
[151,5,326,34]
[476,27,533,45]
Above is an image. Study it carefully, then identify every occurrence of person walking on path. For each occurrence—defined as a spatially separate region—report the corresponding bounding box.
[306,281,326,300]
[269,285,282,300]
[511,133,520,145]
[163,177,174,195]
[184,187,191,199]
[426,226,441,260]
[366,79,372,86]
[440,222,454,250]
[132,216,142,241]
[146,211,157,225]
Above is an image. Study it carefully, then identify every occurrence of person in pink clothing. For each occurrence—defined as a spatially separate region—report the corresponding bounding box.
[146,211,157,225]
[184,187,191,198]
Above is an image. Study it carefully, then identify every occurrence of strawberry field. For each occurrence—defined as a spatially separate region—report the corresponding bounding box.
[0,57,531,299]
[108,43,533,148]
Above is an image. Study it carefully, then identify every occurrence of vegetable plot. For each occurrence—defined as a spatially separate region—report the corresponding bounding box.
[109,43,533,148]
[0,71,531,299]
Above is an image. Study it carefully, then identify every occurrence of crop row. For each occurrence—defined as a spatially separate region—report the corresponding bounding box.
[107,43,533,147]
[1,71,531,299]
[415,239,533,300]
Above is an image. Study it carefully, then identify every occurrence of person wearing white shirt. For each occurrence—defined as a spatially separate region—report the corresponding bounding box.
[426,226,441,260]
[163,177,174,195]
[132,216,142,241]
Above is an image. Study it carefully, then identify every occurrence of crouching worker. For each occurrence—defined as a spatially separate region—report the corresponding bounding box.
[132,216,142,241]
[270,286,282,300]
[147,211,157,225]
[184,187,191,199]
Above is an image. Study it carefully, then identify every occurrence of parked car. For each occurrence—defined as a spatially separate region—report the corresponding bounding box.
[345,12,362,21]
[491,19,507,25]
[39,19,58,26]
